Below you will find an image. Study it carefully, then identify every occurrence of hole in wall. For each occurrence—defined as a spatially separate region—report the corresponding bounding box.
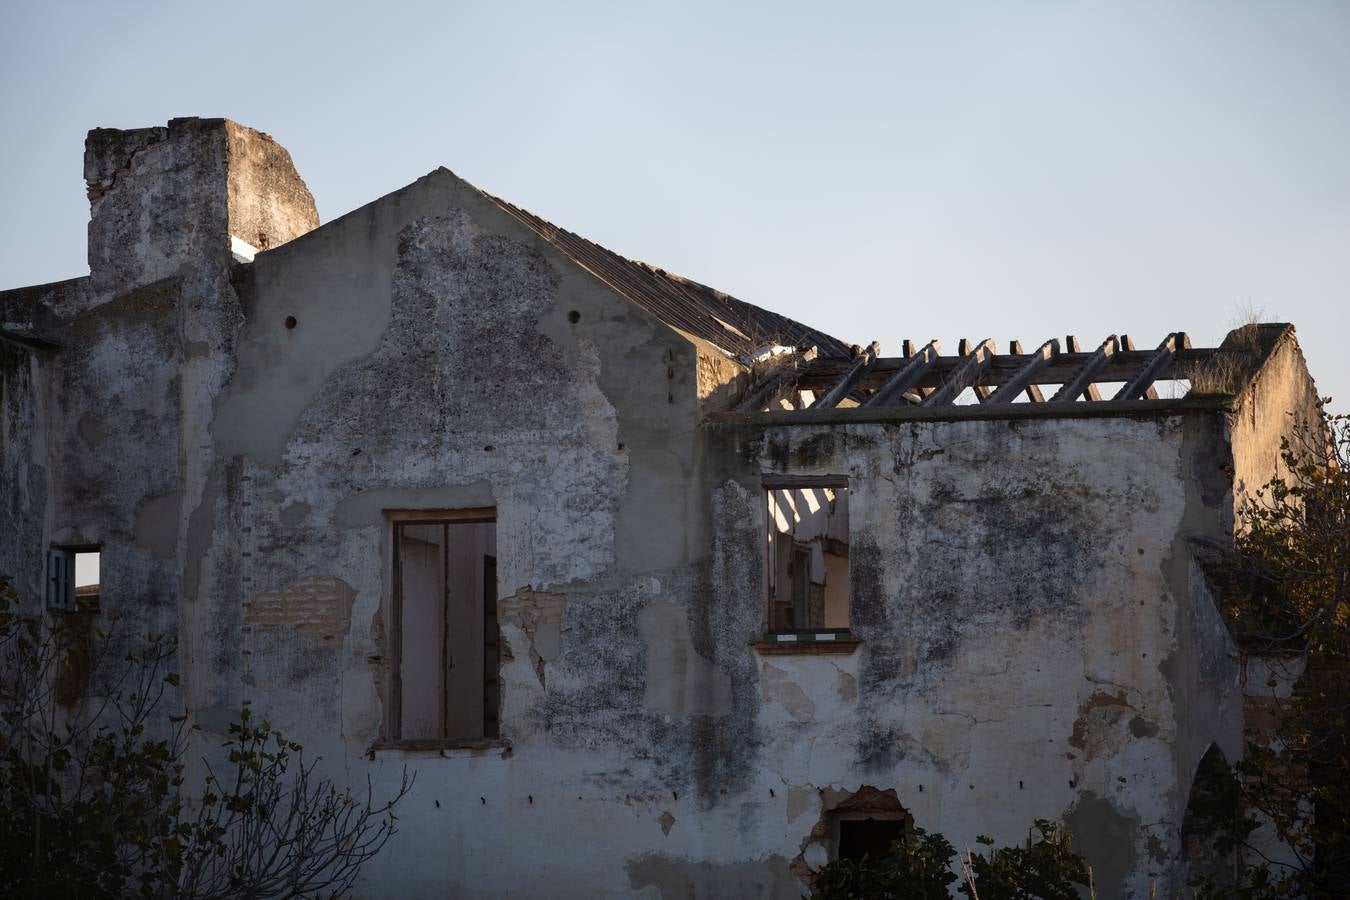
[567,310,581,324]
[792,785,913,883]
[837,817,908,862]
[284,315,298,329]
[1182,745,1240,881]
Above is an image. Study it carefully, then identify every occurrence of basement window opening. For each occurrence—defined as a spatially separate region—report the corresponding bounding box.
[832,810,914,862]
[46,546,100,612]
[387,510,499,745]
[764,477,849,640]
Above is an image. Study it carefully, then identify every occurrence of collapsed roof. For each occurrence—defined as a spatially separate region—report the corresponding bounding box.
[476,191,1291,418]
[728,323,1294,414]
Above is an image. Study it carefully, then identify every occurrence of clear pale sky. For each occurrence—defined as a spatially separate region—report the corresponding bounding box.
[2,1,1347,407]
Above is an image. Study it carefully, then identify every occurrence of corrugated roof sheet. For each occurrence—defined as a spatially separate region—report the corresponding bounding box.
[484,193,854,360]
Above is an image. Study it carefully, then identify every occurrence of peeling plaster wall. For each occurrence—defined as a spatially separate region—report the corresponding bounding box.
[704,413,1240,900]
[46,280,185,642]
[691,333,748,415]
[1229,331,1323,521]
[0,339,50,605]
[1,119,1317,899]
[188,167,742,898]
[0,116,320,739]
[1,279,90,610]
[207,398,1247,898]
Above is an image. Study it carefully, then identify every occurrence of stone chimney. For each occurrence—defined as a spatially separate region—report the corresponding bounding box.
[84,118,318,295]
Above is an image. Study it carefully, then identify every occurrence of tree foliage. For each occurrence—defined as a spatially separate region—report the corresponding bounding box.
[0,575,411,899]
[1206,402,1350,898]
[957,821,1090,900]
[809,825,957,899]
[809,819,1090,900]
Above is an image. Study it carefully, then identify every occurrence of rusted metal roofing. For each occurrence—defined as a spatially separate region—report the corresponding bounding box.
[484,193,854,360]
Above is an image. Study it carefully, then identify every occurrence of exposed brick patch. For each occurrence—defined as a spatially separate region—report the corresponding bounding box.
[499,588,565,686]
[1067,689,1132,755]
[245,575,355,642]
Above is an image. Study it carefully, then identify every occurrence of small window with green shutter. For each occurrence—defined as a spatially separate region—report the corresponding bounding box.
[47,546,100,612]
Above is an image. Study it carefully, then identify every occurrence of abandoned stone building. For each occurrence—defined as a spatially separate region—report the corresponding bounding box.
[0,118,1323,898]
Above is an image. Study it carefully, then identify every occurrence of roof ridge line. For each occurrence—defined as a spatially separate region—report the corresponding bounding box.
[476,187,853,360]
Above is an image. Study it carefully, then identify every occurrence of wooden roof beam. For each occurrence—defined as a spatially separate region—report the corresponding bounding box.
[864,339,941,408]
[1050,335,1118,402]
[1067,336,1101,400]
[808,341,881,410]
[957,339,995,401]
[1010,340,1046,401]
[987,338,1060,404]
[736,347,818,411]
[922,338,995,407]
[1113,332,1190,401]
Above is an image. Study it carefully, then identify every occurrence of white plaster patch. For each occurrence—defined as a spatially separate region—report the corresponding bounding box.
[761,662,816,723]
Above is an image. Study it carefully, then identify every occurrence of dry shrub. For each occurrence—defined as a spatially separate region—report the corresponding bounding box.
[1187,351,1256,396]
[1186,324,1263,396]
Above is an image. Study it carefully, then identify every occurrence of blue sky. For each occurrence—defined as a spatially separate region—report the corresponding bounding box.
[3,1,1347,407]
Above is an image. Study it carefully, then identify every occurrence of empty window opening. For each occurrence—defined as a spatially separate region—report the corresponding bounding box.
[795,787,914,872]
[1181,744,1240,885]
[765,480,848,633]
[838,817,908,862]
[46,547,100,612]
[390,512,497,744]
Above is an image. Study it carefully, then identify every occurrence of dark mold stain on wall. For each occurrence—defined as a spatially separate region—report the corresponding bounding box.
[1064,791,1139,900]
[533,482,765,805]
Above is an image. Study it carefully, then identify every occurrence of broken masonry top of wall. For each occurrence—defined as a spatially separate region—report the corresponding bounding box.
[83,117,320,298]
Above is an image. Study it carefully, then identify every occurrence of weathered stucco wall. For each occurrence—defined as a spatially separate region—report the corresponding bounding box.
[182,166,738,898]
[1,118,1319,899]
[1,276,87,605]
[47,280,186,642]
[19,118,320,640]
[694,413,1240,900]
[0,337,50,604]
[1229,329,1323,521]
[193,373,1247,899]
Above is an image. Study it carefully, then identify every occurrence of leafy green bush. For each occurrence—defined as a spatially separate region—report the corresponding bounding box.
[809,826,957,899]
[810,819,1091,900]
[957,820,1090,900]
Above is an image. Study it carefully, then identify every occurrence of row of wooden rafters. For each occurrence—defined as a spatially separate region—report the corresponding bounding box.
[737,333,1202,412]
